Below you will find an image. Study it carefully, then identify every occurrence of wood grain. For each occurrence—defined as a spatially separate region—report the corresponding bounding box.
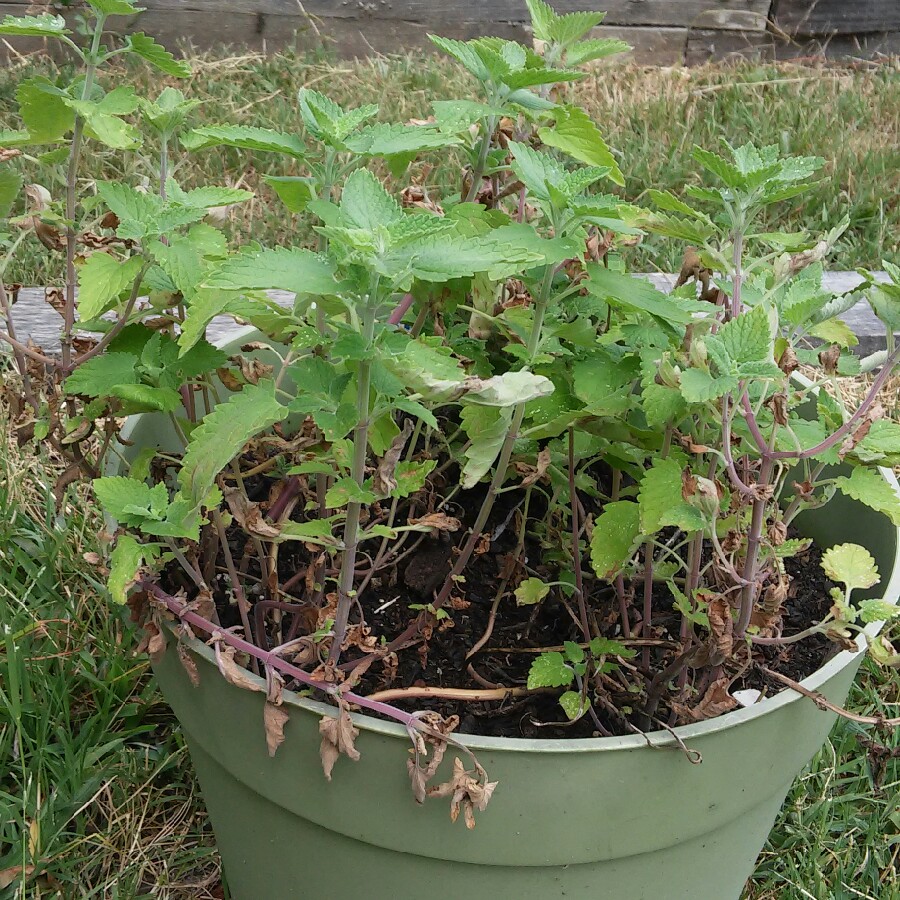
[773,0,900,36]
[687,28,900,63]
[7,274,893,357]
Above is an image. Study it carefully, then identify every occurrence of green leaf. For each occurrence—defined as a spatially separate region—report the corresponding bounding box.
[339,168,403,230]
[808,318,858,348]
[525,0,556,42]
[0,14,68,36]
[585,264,701,327]
[431,99,506,132]
[692,146,747,189]
[515,577,550,606]
[527,651,573,689]
[179,380,284,509]
[343,123,457,158]
[548,11,605,46]
[679,368,738,403]
[263,175,316,213]
[149,235,203,300]
[98,182,206,239]
[204,246,335,295]
[182,125,306,159]
[558,691,588,721]
[324,477,377,509]
[714,303,774,367]
[65,353,138,397]
[572,351,637,416]
[110,383,182,412]
[108,535,154,604]
[835,467,900,527]
[278,519,341,547]
[566,38,630,66]
[590,500,641,580]
[639,458,706,535]
[589,637,635,659]
[0,169,23,219]
[857,599,899,625]
[16,77,74,143]
[821,543,880,592]
[460,405,511,489]
[539,106,623,186]
[127,32,191,77]
[463,370,554,407]
[172,185,254,209]
[88,0,143,14]
[77,253,144,320]
[641,383,686,428]
[94,477,169,527]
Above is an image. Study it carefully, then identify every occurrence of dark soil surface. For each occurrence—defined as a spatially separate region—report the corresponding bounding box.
[160,451,840,740]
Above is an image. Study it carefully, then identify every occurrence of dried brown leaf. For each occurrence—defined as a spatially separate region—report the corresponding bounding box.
[373,419,414,497]
[0,865,35,890]
[426,757,499,829]
[673,678,737,722]
[264,702,290,757]
[408,512,462,533]
[214,640,263,693]
[178,642,201,686]
[319,706,360,780]
[518,446,551,487]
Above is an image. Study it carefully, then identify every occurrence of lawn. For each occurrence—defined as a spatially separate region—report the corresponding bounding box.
[1,45,899,899]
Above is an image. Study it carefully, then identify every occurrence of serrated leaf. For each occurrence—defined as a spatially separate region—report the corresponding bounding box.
[263,175,316,213]
[714,303,774,366]
[857,599,899,624]
[339,168,403,230]
[808,318,858,348]
[559,691,587,720]
[549,10,605,46]
[174,185,254,209]
[203,246,335,295]
[821,543,880,592]
[77,253,144,320]
[65,352,138,397]
[527,651,573,689]
[107,535,152,604]
[179,380,284,509]
[0,169,23,219]
[182,125,306,159]
[589,637,635,659]
[110,383,182,411]
[585,264,702,327]
[515,577,550,606]
[572,351,637,416]
[277,518,341,547]
[88,0,143,14]
[525,0,556,42]
[94,477,169,527]
[590,500,641,580]
[324,477,377,509]
[835,467,900,527]
[149,235,203,300]
[460,405,511,488]
[343,123,457,158]
[679,368,738,403]
[128,32,191,77]
[639,458,706,534]
[641,383,686,428]
[0,13,68,36]
[692,146,747,189]
[566,37,630,66]
[431,99,506,132]
[16,77,74,143]
[539,106,623,186]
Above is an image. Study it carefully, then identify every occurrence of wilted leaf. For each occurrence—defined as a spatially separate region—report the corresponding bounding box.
[407,512,462,532]
[673,678,737,722]
[372,419,414,497]
[319,706,360,780]
[264,702,290,757]
[214,640,263,693]
[426,757,499,829]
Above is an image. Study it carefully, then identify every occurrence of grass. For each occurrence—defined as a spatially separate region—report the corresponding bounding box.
[0,45,898,899]
[0,50,898,285]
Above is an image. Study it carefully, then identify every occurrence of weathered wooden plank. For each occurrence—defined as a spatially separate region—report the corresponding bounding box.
[687,28,900,63]
[53,0,770,32]
[774,0,900,36]
[7,274,894,357]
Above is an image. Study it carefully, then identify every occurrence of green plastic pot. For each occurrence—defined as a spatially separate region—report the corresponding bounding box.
[117,329,900,900]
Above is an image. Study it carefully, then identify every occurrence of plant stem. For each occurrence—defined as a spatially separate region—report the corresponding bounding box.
[0,282,38,412]
[568,427,591,641]
[735,453,776,639]
[464,115,496,203]
[730,229,743,318]
[62,14,105,374]
[328,299,377,664]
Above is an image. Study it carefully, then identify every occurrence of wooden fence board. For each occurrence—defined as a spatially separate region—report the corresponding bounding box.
[7,274,894,357]
[687,28,900,63]
[774,0,900,36]
[78,0,771,31]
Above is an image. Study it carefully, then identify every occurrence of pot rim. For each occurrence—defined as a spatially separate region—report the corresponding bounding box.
[132,325,900,754]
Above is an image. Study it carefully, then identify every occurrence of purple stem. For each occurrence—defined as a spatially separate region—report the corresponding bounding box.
[142,582,427,729]
[388,293,415,327]
[267,476,302,521]
[721,395,754,496]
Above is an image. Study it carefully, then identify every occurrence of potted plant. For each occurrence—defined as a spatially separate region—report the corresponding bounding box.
[2,1,899,896]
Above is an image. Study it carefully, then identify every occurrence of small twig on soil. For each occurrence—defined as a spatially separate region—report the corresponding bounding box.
[366,685,554,703]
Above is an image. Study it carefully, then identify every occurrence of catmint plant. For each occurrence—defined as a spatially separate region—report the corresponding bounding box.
[2,0,899,822]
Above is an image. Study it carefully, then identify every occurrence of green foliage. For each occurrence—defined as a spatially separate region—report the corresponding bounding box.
[590,501,641,580]
[821,543,880,593]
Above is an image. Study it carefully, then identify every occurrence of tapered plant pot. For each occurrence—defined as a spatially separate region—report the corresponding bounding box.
[116,330,900,900]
